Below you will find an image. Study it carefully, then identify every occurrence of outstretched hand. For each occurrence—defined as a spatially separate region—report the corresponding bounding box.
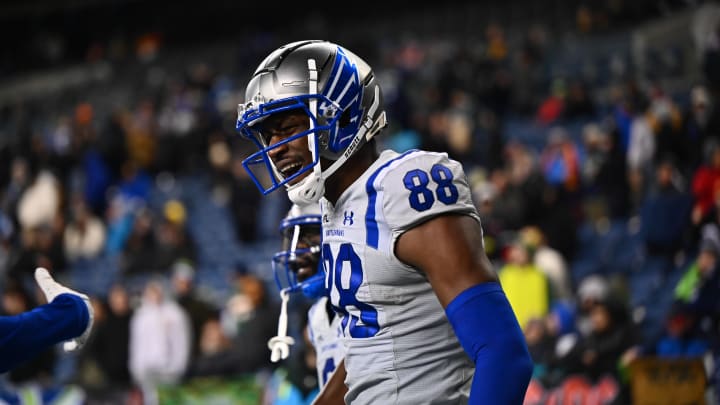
[34,267,94,352]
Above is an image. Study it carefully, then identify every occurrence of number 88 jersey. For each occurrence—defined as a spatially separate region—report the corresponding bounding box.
[319,149,479,405]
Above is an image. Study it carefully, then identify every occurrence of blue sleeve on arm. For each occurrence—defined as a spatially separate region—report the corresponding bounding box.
[0,293,89,374]
[445,282,534,405]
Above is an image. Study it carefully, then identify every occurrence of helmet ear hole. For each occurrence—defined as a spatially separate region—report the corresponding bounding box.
[338,108,352,128]
[318,132,329,148]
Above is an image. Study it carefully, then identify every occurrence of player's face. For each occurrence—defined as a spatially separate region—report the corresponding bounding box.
[257,110,313,186]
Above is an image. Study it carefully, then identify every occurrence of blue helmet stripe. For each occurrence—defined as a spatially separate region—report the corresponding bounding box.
[323,47,363,152]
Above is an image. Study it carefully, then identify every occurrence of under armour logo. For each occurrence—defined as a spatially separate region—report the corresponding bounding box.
[343,211,354,226]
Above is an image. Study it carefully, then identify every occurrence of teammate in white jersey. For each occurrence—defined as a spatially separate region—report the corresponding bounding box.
[269,203,347,402]
[237,40,533,404]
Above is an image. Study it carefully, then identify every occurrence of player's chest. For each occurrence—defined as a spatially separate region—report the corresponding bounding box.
[321,201,368,245]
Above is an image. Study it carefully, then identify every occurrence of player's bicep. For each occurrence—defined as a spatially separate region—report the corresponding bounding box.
[394,214,497,308]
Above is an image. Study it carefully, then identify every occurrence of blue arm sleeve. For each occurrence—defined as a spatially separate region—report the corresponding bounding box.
[0,293,89,374]
[445,282,533,405]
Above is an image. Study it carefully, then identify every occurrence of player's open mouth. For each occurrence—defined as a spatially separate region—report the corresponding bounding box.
[291,257,316,282]
[279,162,303,179]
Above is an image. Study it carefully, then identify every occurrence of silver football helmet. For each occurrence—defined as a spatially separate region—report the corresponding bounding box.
[236,40,387,205]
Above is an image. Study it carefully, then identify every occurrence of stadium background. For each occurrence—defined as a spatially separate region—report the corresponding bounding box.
[1,0,719,403]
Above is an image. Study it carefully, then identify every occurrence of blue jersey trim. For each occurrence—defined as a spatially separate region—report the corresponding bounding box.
[364,149,420,248]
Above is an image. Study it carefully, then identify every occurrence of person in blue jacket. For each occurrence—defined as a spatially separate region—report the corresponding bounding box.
[0,267,94,373]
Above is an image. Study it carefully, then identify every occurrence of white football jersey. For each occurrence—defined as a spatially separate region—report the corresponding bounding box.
[306,296,345,388]
[320,149,478,404]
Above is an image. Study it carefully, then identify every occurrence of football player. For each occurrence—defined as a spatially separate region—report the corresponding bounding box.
[269,203,347,403]
[0,267,93,373]
[237,40,532,404]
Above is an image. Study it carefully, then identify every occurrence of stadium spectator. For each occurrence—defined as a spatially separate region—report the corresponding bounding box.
[537,128,584,260]
[7,221,67,283]
[228,153,263,243]
[151,200,197,274]
[519,225,572,301]
[626,100,656,208]
[536,78,567,125]
[486,166,530,231]
[95,109,130,195]
[197,316,231,358]
[485,22,508,63]
[638,157,694,261]
[0,211,14,275]
[1,158,32,228]
[701,20,720,93]
[524,301,578,388]
[563,79,596,120]
[540,126,582,195]
[566,296,639,383]
[187,268,279,378]
[155,79,200,174]
[653,304,710,358]
[691,139,720,225]
[16,169,61,233]
[646,83,689,177]
[504,141,548,227]
[129,278,191,405]
[576,274,611,336]
[119,206,156,275]
[591,122,632,219]
[124,99,158,172]
[170,260,218,360]
[580,123,611,191]
[417,109,453,156]
[63,192,106,262]
[674,224,720,319]
[682,85,720,172]
[499,236,551,331]
[443,89,476,165]
[80,283,133,402]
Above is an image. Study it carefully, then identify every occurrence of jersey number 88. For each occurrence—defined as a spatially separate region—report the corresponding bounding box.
[403,164,459,211]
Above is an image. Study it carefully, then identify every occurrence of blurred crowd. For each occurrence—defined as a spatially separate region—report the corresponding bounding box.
[1,0,720,403]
